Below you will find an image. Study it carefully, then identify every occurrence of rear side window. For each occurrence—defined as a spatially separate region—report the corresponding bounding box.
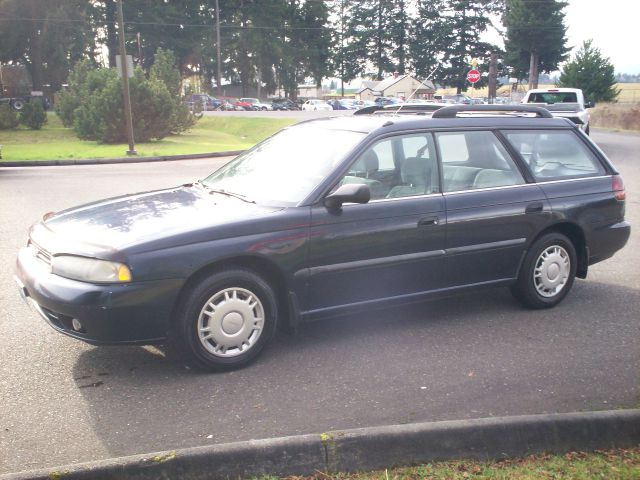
[435,131,525,192]
[502,130,605,181]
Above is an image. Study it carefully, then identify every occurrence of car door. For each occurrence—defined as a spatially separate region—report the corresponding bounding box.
[304,132,447,317]
[436,130,551,287]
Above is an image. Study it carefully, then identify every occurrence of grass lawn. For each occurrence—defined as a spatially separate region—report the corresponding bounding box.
[273,448,640,480]
[0,113,296,162]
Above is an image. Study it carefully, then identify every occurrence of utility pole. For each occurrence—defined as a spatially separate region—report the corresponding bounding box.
[215,0,222,97]
[117,0,136,155]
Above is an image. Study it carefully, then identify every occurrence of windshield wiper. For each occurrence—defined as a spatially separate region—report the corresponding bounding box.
[198,182,255,203]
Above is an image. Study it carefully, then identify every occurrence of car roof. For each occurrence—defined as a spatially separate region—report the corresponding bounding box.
[528,88,580,93]
[295,113,575,135]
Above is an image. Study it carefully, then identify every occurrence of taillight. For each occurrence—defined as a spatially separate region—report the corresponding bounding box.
[612,174,626,201]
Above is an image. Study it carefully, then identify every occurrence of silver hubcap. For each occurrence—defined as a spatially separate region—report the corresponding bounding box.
[533,245,570,298]
[197,288,264,358]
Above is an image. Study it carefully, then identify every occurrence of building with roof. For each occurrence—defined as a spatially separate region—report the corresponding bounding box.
[356,73,436,101]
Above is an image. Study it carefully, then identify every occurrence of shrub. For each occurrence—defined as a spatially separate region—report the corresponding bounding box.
[58,51,198,143]
[0,104,19,130]
[19,100,47,130]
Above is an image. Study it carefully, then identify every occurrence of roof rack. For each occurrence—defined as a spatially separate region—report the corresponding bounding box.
[431,104,553,119]
[353,103,445,116]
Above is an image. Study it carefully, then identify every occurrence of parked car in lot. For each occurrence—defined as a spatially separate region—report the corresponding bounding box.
[239,98,273,111]
[353,100,376,110]
[443,94,472,104]
[374,96,403,106]
[302,99,332,111]
[185,93,221,111]
[15,105,630,371]
[328,99,353,110]
[271,98,300,111]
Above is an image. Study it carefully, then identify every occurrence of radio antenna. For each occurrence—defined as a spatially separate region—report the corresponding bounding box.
[394,65,439,115]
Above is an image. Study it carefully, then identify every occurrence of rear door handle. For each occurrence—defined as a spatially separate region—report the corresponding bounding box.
[525,202,544,214]
[418,216,439,227]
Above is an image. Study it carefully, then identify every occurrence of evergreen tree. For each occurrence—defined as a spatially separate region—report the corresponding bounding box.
[410,0,446,80]
[121,0,208,74]
[559,40,619,103]
[0,0,95,91]
[437,0,500,94]
[389,0,409,74]
[341,0,395,80]
[504,0,569,89]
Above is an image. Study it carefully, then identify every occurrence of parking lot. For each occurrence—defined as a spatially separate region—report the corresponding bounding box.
[0,129,638,475]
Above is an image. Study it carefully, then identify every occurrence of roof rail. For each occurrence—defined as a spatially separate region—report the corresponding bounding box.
[431,104,553,119]
[353,103,445,116]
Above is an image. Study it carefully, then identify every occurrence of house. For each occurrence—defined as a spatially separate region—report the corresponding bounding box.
[355,81,378,101]
[357,73,436,101]
[297,84,322,99]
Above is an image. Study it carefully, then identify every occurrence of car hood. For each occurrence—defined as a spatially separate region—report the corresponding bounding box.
[30,184,286,257]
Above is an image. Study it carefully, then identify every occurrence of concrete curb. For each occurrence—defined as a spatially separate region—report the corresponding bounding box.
[2,409,639,480]
[0,150,245,167]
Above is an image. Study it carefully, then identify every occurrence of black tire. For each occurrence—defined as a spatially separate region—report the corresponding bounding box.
[11,99,25,111]
[510,232,577,309]
[585,125,590,136]
[170,268,278,371]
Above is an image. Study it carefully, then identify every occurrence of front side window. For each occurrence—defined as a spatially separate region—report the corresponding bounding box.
[336,133,439,201]
[435,131,525,192]
[502,130,605,181]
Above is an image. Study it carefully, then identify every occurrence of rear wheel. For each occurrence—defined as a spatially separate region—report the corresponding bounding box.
[171,268,278,371]
[11,99,24,111]
[511,232,577,309]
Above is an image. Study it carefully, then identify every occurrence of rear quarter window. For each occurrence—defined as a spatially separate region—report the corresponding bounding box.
[502,130,605,181]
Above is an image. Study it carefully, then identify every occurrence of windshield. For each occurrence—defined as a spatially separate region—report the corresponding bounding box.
[202,125,366,206]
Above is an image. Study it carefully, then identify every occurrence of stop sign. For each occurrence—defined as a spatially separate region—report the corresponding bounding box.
[467,69,480,84]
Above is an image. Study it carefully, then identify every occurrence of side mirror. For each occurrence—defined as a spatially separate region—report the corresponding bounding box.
[585,101,594,109]
[324,183,370,210]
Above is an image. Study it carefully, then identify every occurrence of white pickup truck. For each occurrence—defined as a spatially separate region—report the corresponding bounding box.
[521,88,593,135]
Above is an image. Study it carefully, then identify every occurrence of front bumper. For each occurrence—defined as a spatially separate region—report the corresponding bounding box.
[15,246,184,345]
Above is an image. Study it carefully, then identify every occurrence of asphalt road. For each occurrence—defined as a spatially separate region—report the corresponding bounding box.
[0,129,638,475]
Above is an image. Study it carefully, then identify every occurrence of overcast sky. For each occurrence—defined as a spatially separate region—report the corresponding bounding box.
[564,0,638,73]
[485,0,639,74]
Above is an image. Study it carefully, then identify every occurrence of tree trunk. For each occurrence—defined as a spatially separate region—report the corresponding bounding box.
[397,0,405,74]
[488,53,497,102]
[376,0,383,80]
[106,0,118,68]
[528,51,539,90]
[28,25,43,90]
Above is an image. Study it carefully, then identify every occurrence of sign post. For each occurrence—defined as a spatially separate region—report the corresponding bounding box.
[117,0,137,156]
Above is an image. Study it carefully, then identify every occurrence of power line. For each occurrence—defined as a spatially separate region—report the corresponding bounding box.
[0,16,330,31]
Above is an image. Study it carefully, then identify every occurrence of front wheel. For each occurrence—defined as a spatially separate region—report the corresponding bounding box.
[171,268,278,371]
[510,232,577,309]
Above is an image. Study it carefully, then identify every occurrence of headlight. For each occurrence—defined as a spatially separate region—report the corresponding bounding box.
[51,255,132,283]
